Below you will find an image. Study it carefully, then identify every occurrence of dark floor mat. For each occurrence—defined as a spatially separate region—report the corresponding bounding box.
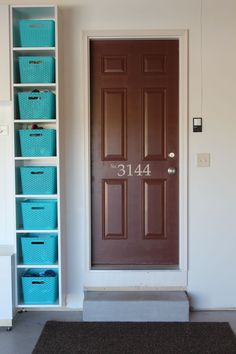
[33,321,236,354]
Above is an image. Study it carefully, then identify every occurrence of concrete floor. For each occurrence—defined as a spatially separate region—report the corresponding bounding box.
[0,310,236,354]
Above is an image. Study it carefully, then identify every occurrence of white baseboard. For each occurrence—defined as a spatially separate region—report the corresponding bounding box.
[0,319,12,327]
[191,307,236,312]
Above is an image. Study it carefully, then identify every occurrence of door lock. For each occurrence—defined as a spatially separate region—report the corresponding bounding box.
[167,167,176,175]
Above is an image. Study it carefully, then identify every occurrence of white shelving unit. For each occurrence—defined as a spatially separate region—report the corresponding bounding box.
[10,5,62,308]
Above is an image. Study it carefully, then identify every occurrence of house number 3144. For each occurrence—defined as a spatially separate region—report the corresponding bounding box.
[111,164,151,177]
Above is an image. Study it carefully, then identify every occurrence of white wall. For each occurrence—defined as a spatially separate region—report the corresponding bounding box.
[0,0,236,310]
[188,0,236,309]
[0,103,14,246]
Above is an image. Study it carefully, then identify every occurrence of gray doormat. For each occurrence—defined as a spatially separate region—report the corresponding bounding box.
[32,321,236,354]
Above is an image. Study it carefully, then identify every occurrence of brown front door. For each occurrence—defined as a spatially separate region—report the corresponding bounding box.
[90,39,179,267]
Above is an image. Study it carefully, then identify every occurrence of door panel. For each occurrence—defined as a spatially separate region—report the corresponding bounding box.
[90,40,179,266]
[142,179,166,240]
[103,179,127,240]
[102,89,127,160]
[142,88,166,160]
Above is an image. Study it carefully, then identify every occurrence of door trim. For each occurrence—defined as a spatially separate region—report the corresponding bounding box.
[82,30,188,289]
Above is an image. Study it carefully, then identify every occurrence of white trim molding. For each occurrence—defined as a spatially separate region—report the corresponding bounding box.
[82,30,188,289]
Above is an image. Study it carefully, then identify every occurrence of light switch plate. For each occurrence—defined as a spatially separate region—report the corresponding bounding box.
[0,125,9,136]
[197,153,210,167]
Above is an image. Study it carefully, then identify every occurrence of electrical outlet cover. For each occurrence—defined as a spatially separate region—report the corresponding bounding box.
[197,153,210,167]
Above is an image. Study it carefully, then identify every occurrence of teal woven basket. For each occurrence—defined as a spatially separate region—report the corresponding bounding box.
[21,269,58,304]
[19,20,55,47]
[21,199,57,230]
[18,91,56,120]
[19,129,56,157]
[21,234,58,265]
[19,56,55,83]
[19,166,57,194]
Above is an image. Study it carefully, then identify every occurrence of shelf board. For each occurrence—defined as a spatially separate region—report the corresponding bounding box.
[17,303,60,308]
[15,156,57,161]
[13,48,56,57]
[16,229,58,233]
[16,194,58,198]
[17,264,59,268]
[14,120,56,123]
[14,83,56,88]
[11,4,56,8]
[13,47,55,51]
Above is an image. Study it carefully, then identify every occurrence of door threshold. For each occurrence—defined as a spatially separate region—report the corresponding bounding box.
[91,265,180,271]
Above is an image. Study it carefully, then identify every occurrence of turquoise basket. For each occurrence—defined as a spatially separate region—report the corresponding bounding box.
[21,234,58,265]
[19,166,57,194]
[19,20,55,47]
[18,91,56,120]
[19,56,55,83]
[19,129,56,157]
[21,269,58,305]
[21,199,57,230]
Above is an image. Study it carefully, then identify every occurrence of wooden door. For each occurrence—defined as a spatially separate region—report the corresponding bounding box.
[90,40,179,267]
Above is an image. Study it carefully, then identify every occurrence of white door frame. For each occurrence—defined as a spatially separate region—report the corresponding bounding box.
[82,30,188,290]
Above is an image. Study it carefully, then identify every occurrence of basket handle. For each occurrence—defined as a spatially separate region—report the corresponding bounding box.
[29,24,44,28]
[29,60,43,65]
[31,171,44,175]
[28,89,46,99]
[28,96,40,100]
[32,281,45,284]
[31,241,44,245]
[31,207,45,210]
[29,133,43,137]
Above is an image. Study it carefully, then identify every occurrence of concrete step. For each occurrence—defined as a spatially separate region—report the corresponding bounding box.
[83,291,189,322]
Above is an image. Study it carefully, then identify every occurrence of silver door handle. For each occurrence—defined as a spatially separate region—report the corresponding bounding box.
[167,167,176,175]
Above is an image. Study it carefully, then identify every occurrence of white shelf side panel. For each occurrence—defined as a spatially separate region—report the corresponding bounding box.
[54,5,62,308]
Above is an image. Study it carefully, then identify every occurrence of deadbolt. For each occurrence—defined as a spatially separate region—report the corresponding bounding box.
[168,152,175,158]
[167,167,176,175]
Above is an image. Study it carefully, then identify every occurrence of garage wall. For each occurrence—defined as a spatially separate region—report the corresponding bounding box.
[0,0,235,309]
[188,0,236,309]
